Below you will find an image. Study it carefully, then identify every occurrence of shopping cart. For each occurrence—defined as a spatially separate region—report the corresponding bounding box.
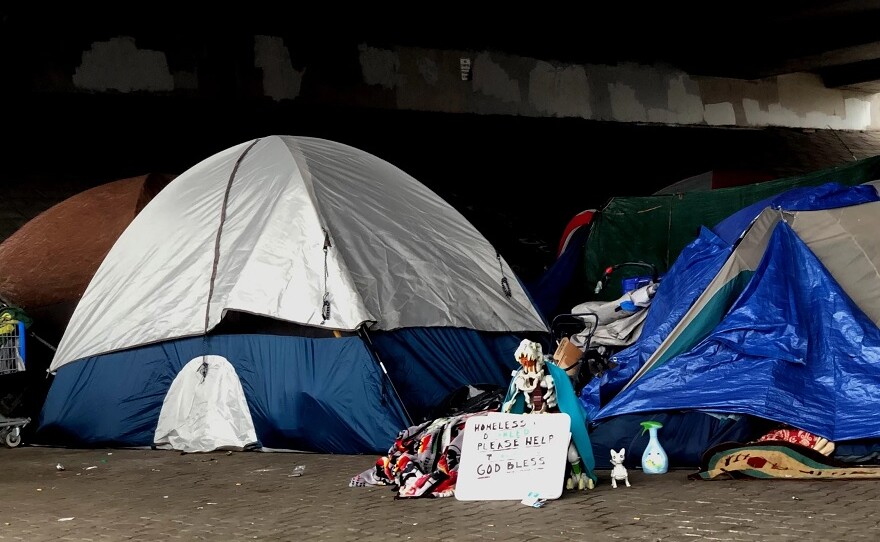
[0,319,29,447]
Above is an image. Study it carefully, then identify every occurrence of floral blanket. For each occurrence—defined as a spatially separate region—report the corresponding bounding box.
[350,411,490,498]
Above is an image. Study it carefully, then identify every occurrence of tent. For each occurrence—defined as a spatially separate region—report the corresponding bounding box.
[0,174,175,437]
[37,136,548,454]
[528,209,595,318]
[530,155,880,319]
[585,181,880,466]
[0,173,174,342]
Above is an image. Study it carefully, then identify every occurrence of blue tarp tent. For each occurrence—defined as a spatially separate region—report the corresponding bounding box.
[579,227,732,420]
[587,181,880,465]
[712,182,880,244]
[598,223,880,441]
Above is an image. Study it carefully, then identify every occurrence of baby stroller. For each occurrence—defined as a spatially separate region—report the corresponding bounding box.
[0,304,29,447]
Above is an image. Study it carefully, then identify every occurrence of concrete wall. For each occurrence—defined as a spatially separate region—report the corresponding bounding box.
[52,35,880,131]
[356,46,880,131]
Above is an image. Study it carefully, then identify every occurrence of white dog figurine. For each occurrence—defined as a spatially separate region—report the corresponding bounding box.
[610,448,631,488]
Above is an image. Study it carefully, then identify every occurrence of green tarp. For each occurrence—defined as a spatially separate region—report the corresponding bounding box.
[581,155,880,301]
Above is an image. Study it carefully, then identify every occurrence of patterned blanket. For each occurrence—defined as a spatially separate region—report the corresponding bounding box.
[691,441,880,480]
[350,411,490,498]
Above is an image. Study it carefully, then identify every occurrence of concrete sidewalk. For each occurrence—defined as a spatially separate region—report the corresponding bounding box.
[2,447,879,541]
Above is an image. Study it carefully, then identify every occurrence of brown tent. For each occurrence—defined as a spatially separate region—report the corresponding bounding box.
[0,173,174,342]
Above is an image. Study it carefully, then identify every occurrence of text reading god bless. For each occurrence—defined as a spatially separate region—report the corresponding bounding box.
[471,418,555,477]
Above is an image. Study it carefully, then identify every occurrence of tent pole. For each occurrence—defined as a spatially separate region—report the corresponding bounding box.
[357,326,414,427]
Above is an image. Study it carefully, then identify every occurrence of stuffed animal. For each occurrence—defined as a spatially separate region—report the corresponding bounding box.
[502,340,557,413]
[566,441,593,490]
[503,339,595,491]
[610,448,630,488]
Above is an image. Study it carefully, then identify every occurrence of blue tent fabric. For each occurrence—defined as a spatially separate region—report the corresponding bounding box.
[712,182,879,244]
[579,227,731,419]
[370,328,524,423]
[834,440,880,463]
[39,334,410,453]
[526,225,592,319]
[589,412,761,469]
[39,342,181,448]
[547,361,597,482]
[39,327,532,453]
[595,223,880,442]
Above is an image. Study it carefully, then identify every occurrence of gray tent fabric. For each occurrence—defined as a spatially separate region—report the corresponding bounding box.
[52,136,547,370]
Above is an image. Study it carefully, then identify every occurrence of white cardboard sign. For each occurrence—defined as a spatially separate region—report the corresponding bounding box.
[455,412,571,501]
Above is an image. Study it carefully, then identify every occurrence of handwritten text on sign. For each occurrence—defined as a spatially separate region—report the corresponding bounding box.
[455,413,571,501]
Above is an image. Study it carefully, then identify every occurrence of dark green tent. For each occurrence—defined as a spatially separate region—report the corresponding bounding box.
[578,155,880,302]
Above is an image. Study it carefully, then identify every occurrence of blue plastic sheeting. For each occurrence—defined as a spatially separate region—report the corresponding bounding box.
[525,225,592,320]
[589,412,760,469]
[39,334,410,453]
[579,227,731,419]
[371,328,524,423]
[712,182,879,244]
[595,223,880,442]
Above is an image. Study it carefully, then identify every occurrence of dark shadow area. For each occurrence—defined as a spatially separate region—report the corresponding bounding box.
[4,92,876,284]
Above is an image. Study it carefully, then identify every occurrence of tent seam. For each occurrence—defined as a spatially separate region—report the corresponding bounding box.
[204,138,261,336]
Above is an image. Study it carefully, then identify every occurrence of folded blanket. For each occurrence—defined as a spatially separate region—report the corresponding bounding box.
[691,441,880,480]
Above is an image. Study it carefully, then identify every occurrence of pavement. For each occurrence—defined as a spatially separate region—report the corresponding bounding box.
[3,447,880,541]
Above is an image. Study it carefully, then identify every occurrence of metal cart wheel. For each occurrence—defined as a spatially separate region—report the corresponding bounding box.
[3,428,21,448]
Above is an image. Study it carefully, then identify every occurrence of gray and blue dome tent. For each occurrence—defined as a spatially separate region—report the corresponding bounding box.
[38,136,548,453]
